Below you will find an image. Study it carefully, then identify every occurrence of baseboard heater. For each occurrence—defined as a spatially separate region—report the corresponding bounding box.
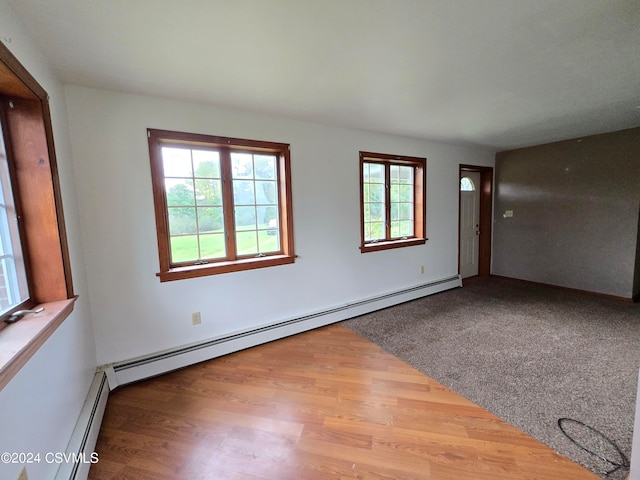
[105,275,461,389]
[55,371,109,480]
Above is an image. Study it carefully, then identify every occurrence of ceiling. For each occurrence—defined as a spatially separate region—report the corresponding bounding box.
[6,0,640,151]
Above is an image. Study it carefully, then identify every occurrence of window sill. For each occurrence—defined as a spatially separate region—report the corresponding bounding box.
[0,297,77,391]
[360,238,427,253]
[157,254,295,282]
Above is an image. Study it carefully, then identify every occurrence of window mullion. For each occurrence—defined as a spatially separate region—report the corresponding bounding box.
[220,148,236,260]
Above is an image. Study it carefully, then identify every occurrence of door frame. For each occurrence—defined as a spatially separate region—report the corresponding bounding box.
[459,165,493,277]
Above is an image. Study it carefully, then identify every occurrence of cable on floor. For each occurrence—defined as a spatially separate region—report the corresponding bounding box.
[557,417,629,476]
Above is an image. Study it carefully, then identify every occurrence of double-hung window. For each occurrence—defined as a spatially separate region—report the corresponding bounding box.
[360,151,427,252]
[148,129,295,281]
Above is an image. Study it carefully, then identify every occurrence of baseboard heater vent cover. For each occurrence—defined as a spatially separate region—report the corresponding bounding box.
[55,371,109,480]
[106,275,461,388]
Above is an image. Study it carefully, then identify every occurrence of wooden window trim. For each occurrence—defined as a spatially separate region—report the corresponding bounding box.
[359,151,427,253]
[0,42,75,390]
[148,129,295,281]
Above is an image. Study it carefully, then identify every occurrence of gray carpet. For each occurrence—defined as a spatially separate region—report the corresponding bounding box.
[342,277,640,478]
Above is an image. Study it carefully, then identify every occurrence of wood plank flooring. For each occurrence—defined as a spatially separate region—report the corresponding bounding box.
[89,324,599,479]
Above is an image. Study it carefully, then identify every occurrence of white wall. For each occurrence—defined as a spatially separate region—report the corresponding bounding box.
[64,85,494,366]
[0,2,98,480]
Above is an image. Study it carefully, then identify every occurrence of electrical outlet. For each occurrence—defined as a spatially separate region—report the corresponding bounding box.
[17,466,28,480]
[192,312,201,325]
[420,265,424,274]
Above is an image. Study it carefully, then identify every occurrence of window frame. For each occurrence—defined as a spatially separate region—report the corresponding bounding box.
[148,129,295,282]
[359,151,427,253]
[0,42,76,391]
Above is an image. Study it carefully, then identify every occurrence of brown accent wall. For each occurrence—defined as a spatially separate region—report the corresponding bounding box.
[493,127,640,299]
[634,206,640,300]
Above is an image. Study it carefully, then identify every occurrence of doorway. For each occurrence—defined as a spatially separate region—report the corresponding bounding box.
[460,171,480,278]
[459,165,493,279]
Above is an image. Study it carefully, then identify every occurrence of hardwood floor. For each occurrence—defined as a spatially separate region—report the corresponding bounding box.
[89,324,599,479]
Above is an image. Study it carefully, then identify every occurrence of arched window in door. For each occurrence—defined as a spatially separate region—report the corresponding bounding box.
[460,176,475,191]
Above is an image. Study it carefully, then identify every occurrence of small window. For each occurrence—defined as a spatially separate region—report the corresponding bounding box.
[148,129,295,281]
[460,176,475,191]
[360,151,427,252]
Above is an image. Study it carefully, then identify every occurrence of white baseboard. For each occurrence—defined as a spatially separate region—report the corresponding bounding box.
[106,275,461,388]
[54,371,109,480]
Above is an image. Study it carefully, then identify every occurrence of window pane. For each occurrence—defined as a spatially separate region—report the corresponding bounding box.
[195,179,222,206]
[0,124,28,314]
[168,207,197,235]
[258,230,279,254]
[364,203,371,223]
[233,180,256,205]
[166,179,195,206]
[256,206,276,229]
[193,150,220,178]
[254,155,276,180]
[388,164,414,240]
[197,207,223,233]
[162,147,193,177]
[235,206,257,231]
[390,165,399,182]
[367,163,384,181]
[366,221,385,241]
[231,152,254,179]
[399,203,413,220]
[255,181,277,205]
[399,185,412,202]
[170,235,199,263]
[368,183,384,203]
[399,220,413,236]
[368,202,384,221]
[198,233,226,259]
[461,177,475,191]
[363,161,386,243]
[398,166,413,184]
[390,184,399,202]
[161,146,229,264]
[236,231,258,255]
